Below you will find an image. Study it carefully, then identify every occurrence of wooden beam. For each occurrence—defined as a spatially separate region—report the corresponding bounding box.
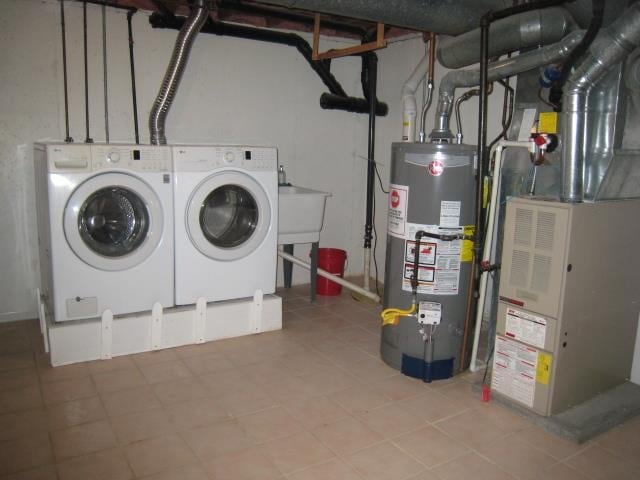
[312,15,387,61]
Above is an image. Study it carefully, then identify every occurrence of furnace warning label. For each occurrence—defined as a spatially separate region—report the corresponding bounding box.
[402,223,461,295]
[388,184,409,239]
[492,335,538,408]
[505,308,547,349]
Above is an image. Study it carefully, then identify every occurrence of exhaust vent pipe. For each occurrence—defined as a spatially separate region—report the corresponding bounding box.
[149,0,209,145]
[561,1,640,202]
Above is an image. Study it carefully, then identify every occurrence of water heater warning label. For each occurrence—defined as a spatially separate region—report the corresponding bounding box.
[402,223,461,295]
[388,184,408,239]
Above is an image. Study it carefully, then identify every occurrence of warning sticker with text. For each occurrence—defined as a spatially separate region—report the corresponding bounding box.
[505,308,547,349]
[492,335,538,408]
[387,184,409,238]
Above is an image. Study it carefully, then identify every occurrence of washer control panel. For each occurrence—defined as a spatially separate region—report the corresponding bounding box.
[174,145,277,172]
[92,145,172,172]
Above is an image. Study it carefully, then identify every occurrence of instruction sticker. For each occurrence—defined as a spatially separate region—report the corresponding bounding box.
[505,308,547,349]
[440,201,461,227]
[388,184,409,238]
[492,335,538,408]
[401,223,462,295]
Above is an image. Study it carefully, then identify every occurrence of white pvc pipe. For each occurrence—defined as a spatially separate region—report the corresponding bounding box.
[402,52,429,142]
[363,248,371,291]
[278,250,380,303]
[469,140,532,372]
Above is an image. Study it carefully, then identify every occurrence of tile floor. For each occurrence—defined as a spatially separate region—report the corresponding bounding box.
[1,285,639,480]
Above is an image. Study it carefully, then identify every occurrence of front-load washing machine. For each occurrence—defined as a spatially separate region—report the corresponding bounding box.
[173,145,278,305]
[34,143,174,322]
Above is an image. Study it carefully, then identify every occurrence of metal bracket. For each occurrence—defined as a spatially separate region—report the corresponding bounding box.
[151,302,163,350]
[101,309,113,360]
[194,297,206,344]
[250,289,264,333]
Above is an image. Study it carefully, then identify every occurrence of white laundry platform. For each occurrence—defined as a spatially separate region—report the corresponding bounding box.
[38,291,282,367]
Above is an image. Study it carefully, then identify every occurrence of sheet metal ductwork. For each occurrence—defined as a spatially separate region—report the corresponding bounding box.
[255,0,511,35]
[437,7,575,69]
[149,0,209,145]
[430,30,584,142]
[561,1,640,202]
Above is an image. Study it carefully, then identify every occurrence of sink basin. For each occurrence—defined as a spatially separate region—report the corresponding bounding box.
[278,186,331,244]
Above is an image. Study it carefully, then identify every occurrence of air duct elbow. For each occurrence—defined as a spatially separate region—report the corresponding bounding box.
[438,7,576,69]
[149,0,209,145]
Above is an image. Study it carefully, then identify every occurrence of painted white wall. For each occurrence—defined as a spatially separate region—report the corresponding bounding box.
[0,0,507,321]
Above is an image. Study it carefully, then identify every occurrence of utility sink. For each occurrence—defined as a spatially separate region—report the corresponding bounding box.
[278,186,331,244]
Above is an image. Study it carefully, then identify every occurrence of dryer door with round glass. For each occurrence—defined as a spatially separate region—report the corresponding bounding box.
[186,171,271,261]
[64,172,164,271]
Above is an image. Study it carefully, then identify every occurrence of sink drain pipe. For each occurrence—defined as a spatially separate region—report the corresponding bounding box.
[278,251,380,303]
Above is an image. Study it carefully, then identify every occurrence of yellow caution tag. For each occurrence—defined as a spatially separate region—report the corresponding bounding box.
[483,177,489,209]
[536,352,553,385]
[461,225,475,262]
[538,112,558,134]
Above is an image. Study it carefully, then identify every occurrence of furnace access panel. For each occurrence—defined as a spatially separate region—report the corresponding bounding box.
[492,197,640,416]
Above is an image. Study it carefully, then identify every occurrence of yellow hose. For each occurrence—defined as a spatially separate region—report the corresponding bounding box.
[380,303,416,326]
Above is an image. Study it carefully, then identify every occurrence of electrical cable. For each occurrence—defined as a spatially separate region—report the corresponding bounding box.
[374,163,388,194]
[60,0,73,143]
[482,344,495,385]
[83,1,93,143]
[126,10,140,144]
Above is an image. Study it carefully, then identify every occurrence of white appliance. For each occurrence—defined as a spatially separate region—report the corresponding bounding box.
[34,143,174,322]
[173,145,278,305]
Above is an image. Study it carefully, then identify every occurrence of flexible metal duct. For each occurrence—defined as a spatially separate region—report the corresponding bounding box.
[255,0,511,35]
[437,7,575,69]
[561,1,640,202]
[149,0,209,145]
[430,30,584,142]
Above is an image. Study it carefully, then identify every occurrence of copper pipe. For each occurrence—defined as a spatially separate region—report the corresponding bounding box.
[418,32,436,142]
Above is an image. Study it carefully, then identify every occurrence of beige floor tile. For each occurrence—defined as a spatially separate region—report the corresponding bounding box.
[438,381,484,409]
[258,372,316,403]
[204,445,281,480]
[370,374,430,401]
[0,432,53,475]
[41,376,95,406]
[311,416,382,456]
[477,435,559,480]
[111,407,174,445]
[46,395,106,430]
[328,383,391,416]
[358,402,424,438]
[320,345,371,368]
[131,349,178,367]
[340,357,398,383]
[92,368,146,394]
[124,434,198,478]
[399,390,468,423]
[237,406,303,442]
[0,352,35,372]
[298,366,357,396]
[597,416,640,469]
[38,363,89,384]
[56,447,133,480]
[536,462,592,480]
[345,441,425,480]
[405,470,441,480]
[199,369,260,397]
[514,425,588,461]
[136,463,210,480]
[152,377,209,405]
[281,395,349,430]
[0,464,58,480]
[180,420,255,460]
[164,396,229,430]
[566,444,638,480]
[181,351,235,376]
[392,426,468,467]
[264,431,335,474]
[173,341,220,359]
[100,385,161,417]
[472,403,530,435]
[86,356,135,374]
[432,452,515,480]
[51,419,117,460]
[219,388,279,417]
[435,409,511,448]
[0,384,43,413]
[139,360,193,385]
[0,409,48,442]
[286,458,363,480]
[0,367,39,391]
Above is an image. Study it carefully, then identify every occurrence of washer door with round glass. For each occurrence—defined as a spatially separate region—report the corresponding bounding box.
[187,171,271,261]
[64,173,164,271]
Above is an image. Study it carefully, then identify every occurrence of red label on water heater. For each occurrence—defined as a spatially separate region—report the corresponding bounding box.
[428,160,444,176]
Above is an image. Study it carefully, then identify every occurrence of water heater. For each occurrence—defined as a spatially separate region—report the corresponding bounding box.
[381,142,476,381]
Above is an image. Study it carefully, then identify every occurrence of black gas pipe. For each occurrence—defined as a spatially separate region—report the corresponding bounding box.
[60,0,73,143]
[127,10,141,144]
[363,52,378,252]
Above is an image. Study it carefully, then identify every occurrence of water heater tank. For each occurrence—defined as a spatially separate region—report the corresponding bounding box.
[381,142,476,381]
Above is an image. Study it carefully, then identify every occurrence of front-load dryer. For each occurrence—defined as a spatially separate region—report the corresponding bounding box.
[173,145,278,305]
[34,143,174,322]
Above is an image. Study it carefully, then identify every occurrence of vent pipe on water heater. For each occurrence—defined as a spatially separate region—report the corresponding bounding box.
[149,0,209,145]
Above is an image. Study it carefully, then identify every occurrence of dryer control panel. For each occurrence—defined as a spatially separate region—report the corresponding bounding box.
[92,145,172,172]
[173,145,277,172]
